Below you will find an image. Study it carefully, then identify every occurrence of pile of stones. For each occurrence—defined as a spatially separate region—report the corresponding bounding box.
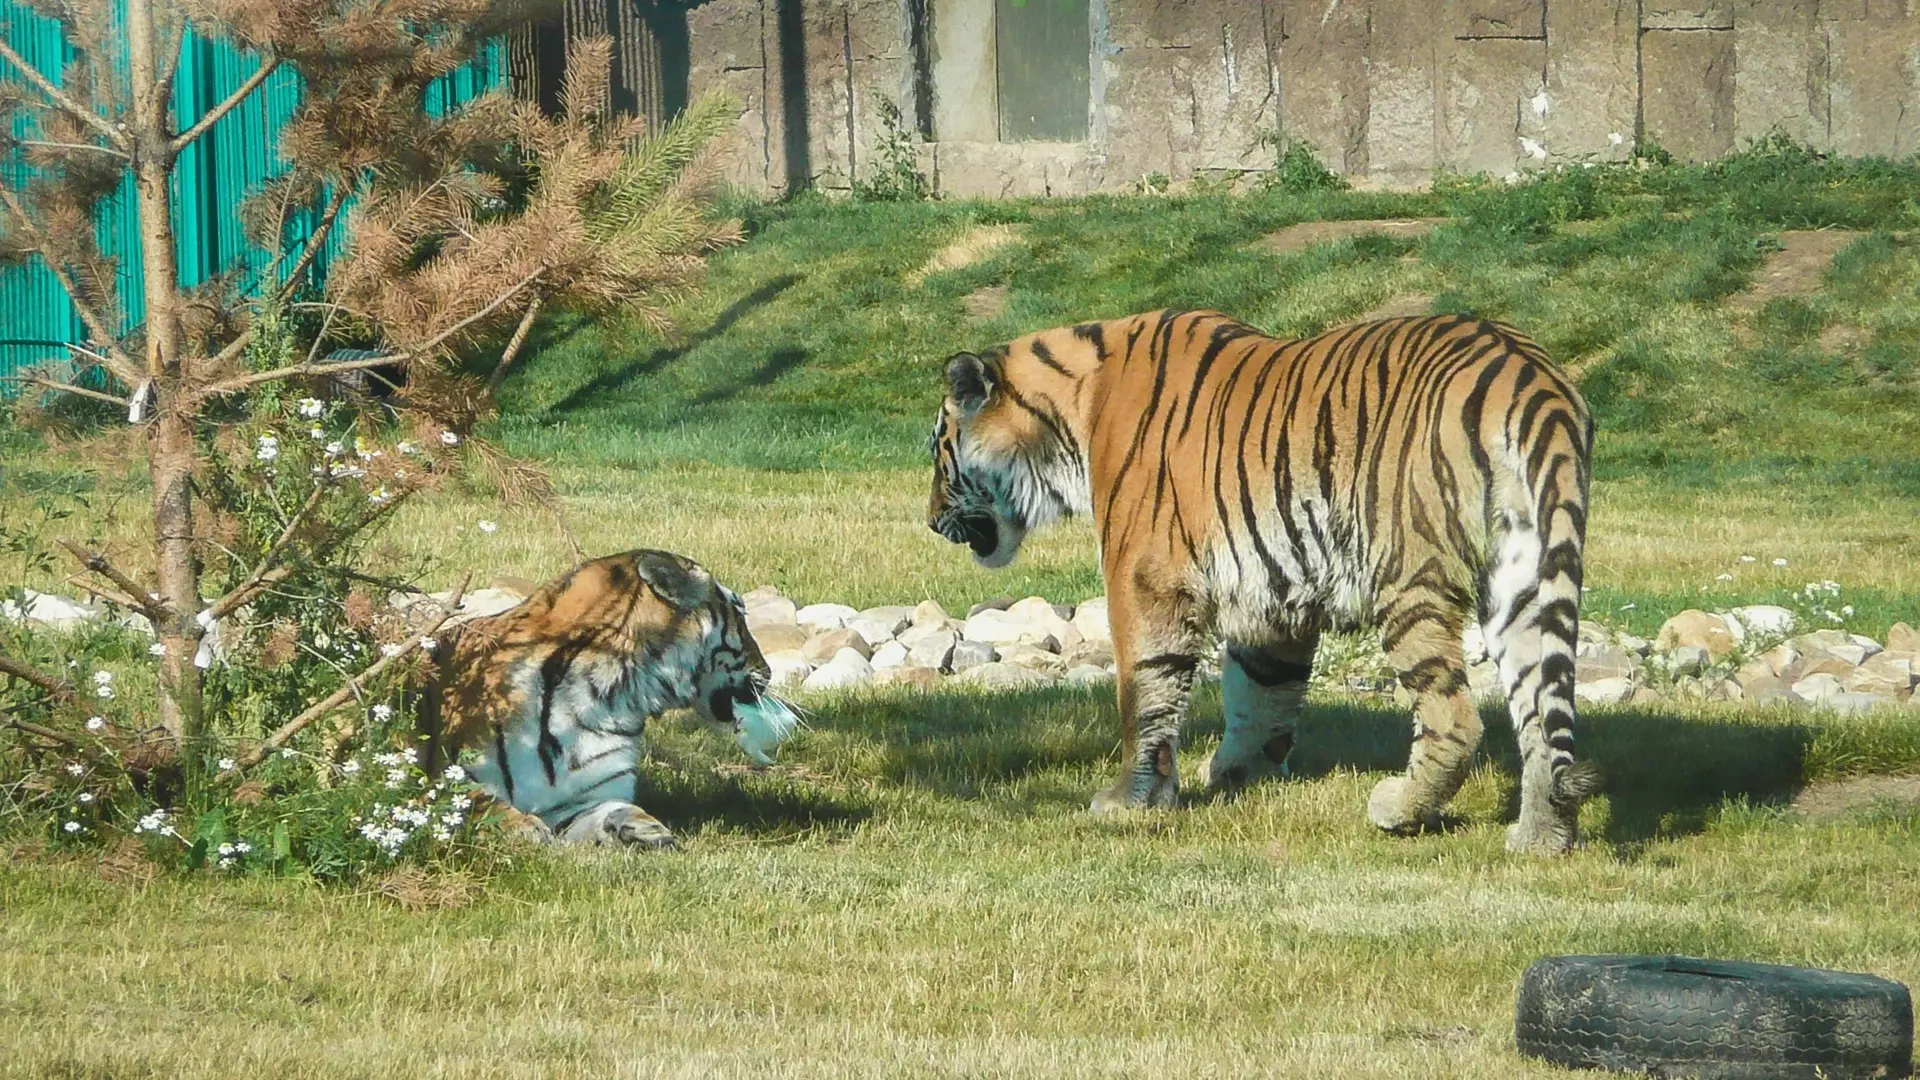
[736,588,1116,693]
[1564,606,1919,713]
[8,583,1916,713]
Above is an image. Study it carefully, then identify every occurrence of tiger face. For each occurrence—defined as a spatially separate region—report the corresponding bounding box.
[927,350,1083,569]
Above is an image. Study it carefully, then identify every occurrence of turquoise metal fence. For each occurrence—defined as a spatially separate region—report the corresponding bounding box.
[0,5,506,386]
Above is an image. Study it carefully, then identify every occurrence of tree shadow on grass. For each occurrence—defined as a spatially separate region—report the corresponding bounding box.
[539,272,803,419]
[792,687,1819,844]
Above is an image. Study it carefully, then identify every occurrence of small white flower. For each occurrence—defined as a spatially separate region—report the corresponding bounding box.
[325,440,344,457]
[85,717,105,732]
[1739,555,1757,563]
[149,642,167,657]
[65,762,84,776]
[477,520,498,534]
[255,435,280,462]
[77,792,94,803]
[419,636,438,652]
[385,768,407,789]
[398,441,420,456]
[297,398,325,419]
[217,757,236,771]
[341,759,362,776]
[314,631,332,649]
[401,747,418,764]
[369,487,391,505]
[217,842,234,856]
[380,643,402,658]
[1842,605,1856,617]
[1772,558,1789,567]
[63,821,82,834]
[1714,573,1733,582]
[310,426,325,440]
[1608,131,1626,146]
[280,747,297,759]
[371,704,394,723]
[92,670,114,686]
[444,764,467,783]
[440,431,460,446]
[235,841,251,854]
[95,686,114,700]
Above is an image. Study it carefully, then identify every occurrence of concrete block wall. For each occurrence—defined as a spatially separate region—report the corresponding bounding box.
[678,0,1920,197]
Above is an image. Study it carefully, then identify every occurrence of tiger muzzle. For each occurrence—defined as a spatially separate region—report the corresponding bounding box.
[933,512,998,558]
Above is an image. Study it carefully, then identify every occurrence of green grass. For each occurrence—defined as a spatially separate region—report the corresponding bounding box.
[6,686,1920,1078]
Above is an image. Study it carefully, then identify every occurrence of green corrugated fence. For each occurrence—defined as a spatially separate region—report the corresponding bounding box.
[0,4,506,388]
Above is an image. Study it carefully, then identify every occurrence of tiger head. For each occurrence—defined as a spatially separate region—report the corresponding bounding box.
[637,551,796,764]
[928,348,1086,569]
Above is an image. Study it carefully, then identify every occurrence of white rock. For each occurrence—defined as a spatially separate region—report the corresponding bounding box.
[846,616,904,647]
[1007,596,1074,642]
[1827,644,1872,667]
[801,648,873,691]
[796,603,858,634]
[949,639,997,672]
[1728,605,1796,637]
[1849,634,1884,659]
[857,606,915,636]
[746,595,798,630]
[1791,672,1845,702]
[954,662,1058,690]
[912,599,951,626]
[449,587,527,624]
[1064,664,1113,685]
[765,650,812,688]
[907,629,958,671]
[898,620,962,648]
[870,641,909,670]
[997,643,1066,673]
[1825,691,1897,715]
[963,608,1059,649]
[1573,676,1633,705]
[1071,597,1111,644]
[0,590,104,632]
[1668,644,1710,676]
[1617,633,1651,656]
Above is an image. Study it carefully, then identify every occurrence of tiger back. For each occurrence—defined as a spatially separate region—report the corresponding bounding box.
[926,311,1597,854]
[419,549,794,849]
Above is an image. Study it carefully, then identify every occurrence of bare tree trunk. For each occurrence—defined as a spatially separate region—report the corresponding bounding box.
[127,0,205,759]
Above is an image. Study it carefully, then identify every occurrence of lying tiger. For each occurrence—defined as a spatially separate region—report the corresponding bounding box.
[926,310,1600,854]
[418,549,796,849]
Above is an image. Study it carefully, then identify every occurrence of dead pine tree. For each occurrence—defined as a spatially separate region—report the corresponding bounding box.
[0,2,741,777]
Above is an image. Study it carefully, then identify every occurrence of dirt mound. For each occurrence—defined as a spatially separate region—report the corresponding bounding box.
[1791,774,1920,821]
[1729,230,1863,315]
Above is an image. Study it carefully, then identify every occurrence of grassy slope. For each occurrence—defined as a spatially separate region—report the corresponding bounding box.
[7,689,1920,1079]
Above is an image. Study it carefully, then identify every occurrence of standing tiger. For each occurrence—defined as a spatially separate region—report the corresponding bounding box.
[926,310,1599,855]
[418,549,796,849]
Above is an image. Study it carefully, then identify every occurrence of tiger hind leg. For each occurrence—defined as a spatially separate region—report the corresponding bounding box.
[1201,636,1316,794]
[1484,513,1598,856]
[1367,606,1483,835]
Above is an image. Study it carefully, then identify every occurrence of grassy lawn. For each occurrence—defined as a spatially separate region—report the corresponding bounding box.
[6,144,1920,1076]
[6,688,1920,1077]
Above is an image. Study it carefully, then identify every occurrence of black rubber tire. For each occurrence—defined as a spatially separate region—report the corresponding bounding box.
[1516,955,1913,1079]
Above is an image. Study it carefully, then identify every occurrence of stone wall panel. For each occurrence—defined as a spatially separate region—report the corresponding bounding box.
[1544,0,1636,161]
[1439,36,1546,176]
[1825,8,1920,158]
[1276,0,1370,175]
[1733,1,1827,150]
[1641,27,1738,161]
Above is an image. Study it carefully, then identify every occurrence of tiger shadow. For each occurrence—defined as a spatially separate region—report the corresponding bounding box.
[821,685,1814,847]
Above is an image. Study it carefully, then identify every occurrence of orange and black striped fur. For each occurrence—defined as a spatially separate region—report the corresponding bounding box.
[418,549,787,849]
[928,311,1599,854]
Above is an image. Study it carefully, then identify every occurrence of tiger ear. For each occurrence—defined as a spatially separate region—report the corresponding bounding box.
[633,550,712,609]
[946,352,996,417]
